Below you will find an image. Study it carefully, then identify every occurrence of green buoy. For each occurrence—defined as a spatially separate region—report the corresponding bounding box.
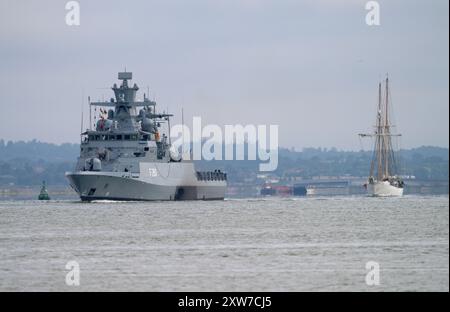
[38,181,50,200]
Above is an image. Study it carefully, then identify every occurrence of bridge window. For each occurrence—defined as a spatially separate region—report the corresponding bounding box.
[87,133,138,141]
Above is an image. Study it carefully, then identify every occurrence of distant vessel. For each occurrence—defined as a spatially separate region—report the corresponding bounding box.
[66,72,227,201]
[359,77,404,197]
[306,181,350,196]
[260,184,291,196]
[38,181,50,200]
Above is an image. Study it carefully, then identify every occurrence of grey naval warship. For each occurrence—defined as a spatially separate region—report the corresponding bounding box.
[66,72,227,201]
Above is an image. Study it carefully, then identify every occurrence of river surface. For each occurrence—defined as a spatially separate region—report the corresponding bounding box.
[0,196,448,291]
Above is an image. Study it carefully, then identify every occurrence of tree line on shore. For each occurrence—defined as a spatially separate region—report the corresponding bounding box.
[0,140,448,186]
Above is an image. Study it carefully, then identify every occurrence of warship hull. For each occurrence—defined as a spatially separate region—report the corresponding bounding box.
[367,181,403,197]
[66,171,226,201]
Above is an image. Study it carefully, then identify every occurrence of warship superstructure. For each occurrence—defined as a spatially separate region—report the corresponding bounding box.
[66,72,227,201]
[359,77,404,197]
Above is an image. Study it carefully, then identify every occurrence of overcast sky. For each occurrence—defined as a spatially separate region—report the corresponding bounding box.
[0,0,448,150]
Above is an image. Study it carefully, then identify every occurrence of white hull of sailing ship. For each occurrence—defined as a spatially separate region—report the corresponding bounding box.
[367,181,404,197]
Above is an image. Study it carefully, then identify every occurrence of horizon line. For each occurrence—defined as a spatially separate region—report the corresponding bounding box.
[0,138,448,152]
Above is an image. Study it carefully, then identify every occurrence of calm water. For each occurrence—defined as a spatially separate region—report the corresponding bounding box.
[0,196,448,291]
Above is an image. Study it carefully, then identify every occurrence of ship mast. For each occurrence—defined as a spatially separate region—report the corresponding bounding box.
[359,76,402,181]
[384,76,390,178]
[378,76,394,180]
[376,82,383,181]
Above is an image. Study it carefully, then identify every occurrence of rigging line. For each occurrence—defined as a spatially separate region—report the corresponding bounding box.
[370,142,377,178]
[396,136,404,175]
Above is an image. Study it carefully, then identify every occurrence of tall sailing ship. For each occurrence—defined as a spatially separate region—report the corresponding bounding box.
[359,77,404,197]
